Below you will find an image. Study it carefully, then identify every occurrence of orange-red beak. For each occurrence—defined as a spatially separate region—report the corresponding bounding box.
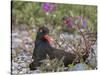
[44,34,54,44]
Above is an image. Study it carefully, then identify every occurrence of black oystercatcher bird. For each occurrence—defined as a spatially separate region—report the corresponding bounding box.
[29,26,88,70]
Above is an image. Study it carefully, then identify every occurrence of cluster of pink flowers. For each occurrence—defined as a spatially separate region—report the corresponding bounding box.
[62,16,87,28]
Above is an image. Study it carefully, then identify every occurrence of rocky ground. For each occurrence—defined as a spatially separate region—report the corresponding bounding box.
[11,27,97,75]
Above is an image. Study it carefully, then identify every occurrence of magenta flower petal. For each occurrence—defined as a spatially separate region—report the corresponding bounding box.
[62,16,73,27]
[42,3,50,12]
[42,2,56,12]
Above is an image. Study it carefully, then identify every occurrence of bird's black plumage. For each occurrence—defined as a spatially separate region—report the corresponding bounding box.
[29,26,88,70]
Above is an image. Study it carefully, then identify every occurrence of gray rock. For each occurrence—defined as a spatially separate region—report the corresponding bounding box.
[19,68,29,74]
[68,63,91,71]
[12,70,18,75]
[12,42,20,49]
[12,38,22,43]
[86,54,97,69]
[91,42,97,56]
[86,42,97,69]
[12,32,19,37]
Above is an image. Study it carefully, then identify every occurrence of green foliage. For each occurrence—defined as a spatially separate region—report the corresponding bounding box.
[39,56,65,72]
[68,63,74,68]
[12,1,97,31]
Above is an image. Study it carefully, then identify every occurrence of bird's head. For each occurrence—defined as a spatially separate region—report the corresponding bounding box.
[36,26,53,44]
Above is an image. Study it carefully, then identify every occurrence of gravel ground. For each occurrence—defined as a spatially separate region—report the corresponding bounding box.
[11,27,97,74]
